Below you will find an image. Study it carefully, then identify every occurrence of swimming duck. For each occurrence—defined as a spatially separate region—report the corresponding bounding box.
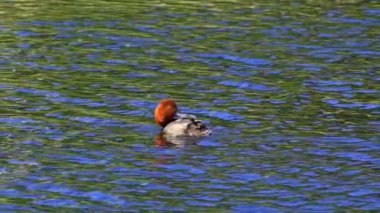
[154,99,211,138]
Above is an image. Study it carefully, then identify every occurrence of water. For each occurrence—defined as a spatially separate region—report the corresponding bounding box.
[1,0,379,211]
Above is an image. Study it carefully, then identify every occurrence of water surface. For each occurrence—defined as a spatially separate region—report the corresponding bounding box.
[0,0,379,211]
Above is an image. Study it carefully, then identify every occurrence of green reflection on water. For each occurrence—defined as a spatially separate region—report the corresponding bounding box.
[0,0,379,211]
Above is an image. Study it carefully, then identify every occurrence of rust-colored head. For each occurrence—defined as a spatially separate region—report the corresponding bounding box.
[154,99,178,127]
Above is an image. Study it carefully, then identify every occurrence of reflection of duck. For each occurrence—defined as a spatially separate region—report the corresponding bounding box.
[154,133,173,147]
[153,133,188,147]
[154,99,211,139]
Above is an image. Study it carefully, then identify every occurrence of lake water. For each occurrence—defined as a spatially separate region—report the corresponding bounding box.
[1,0,379,211]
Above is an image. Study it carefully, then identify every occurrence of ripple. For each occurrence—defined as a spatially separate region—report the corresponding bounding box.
[305,79,363,86]
[1,1,379,211]
[0,117,39,124]
[334,152,375,163]
[33,199,78,207]
[83,191,128,206]
[157,164,206,175]
[45,154,108,165]
[197,140,224,147]
[186,200,216,207]
[122,72,156,78]
[228,173,262,182]
[349,189,378,197]
[50,97,107,107]
[184,108,244,121]
[232,205,281,213]
[0,189,44,199]
[20,140,43,146]
[14,30,42,37]
[329,17,379,26]
[7,159,39,165]
[218,80,278,91]
[16,88,61,97]
[195,53,271,65]
[323,99,379,110]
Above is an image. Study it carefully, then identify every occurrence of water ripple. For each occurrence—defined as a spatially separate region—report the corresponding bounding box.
[218,81,278,91]
[195,53,271,66]
[1,1,379,211]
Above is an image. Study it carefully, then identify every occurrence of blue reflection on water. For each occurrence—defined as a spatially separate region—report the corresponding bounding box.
[1,1,379,212]
[219,80,278,91]
[195,53,271,65]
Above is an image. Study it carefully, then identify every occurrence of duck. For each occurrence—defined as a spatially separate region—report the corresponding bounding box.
[154,99,211,138]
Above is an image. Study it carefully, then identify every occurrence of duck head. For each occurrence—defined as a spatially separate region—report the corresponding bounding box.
[154,99,178,127]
